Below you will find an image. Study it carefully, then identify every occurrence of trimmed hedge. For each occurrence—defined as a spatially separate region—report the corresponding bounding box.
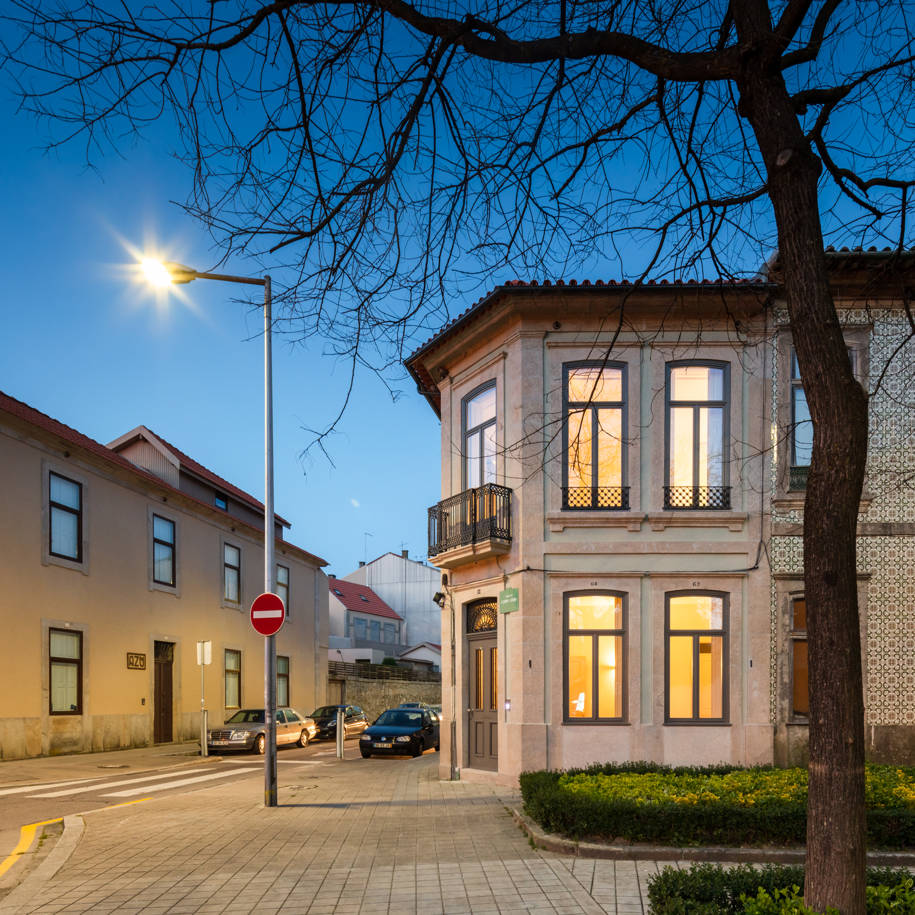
[518,762,915,847]
[646,863,915,914]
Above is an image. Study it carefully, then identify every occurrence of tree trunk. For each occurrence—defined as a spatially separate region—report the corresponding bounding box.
[732,4,870,911]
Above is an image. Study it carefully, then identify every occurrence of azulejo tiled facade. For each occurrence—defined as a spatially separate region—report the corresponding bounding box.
[407,249,915,783]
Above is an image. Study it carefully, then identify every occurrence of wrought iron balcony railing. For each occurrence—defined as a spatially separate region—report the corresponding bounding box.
[663,485,732,510]
[428,483,512,557]
[789,465,809,491]
[562,486,630,510]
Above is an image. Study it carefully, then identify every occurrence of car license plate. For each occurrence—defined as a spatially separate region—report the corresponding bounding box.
[374,742,392,748]
[211,740,231,746]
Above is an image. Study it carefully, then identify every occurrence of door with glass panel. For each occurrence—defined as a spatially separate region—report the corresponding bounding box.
[463,384,498,542]
[466,599,498,770]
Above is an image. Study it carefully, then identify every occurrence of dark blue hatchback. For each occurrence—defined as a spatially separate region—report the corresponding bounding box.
[359,708,440,758]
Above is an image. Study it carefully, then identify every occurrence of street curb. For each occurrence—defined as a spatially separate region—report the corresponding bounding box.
[0,816,84,914]
[509,807,915,867]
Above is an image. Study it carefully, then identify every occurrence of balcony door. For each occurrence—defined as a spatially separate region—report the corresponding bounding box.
[466,599,498,771]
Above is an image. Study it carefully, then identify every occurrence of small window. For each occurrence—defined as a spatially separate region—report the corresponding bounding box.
[49,628,82,714]
[666,592,728,723]
[215,493,228,511]
[790,597,808,718]
[276,655,289,707]
[152,515,176,587]
[333,588,343,596]
[564,593,626,722]
[665,363,730,509]
[224,543,241,603]
[225,649,241,708]
[276,565,289,617]
[49,472,82,561]
[370,620,381,641]
[359,594,369,602]
[383,622,397,644]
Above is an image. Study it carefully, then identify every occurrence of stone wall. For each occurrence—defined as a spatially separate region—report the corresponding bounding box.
[327,676,441,722]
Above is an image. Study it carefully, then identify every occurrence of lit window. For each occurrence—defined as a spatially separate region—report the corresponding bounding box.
[276,655,289,707]
[224,544,241,603]
[225,649,241,708]
[152,515,176,587]
[665,363,730,509]
[666,593,728,722]
[565,593,626,721]
[49,472,82,561]
[49,628,82,715]
[463,383,497,488]
[564,363,628,509]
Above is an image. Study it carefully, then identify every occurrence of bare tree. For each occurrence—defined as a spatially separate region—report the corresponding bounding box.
[4,1,914,908]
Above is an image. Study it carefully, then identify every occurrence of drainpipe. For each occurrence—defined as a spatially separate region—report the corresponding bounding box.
[447,580,458,780]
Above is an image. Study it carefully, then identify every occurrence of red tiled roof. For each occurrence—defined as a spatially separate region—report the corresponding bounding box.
[328,579,402,620]
[0,390,325,567]
[135,427,290,528]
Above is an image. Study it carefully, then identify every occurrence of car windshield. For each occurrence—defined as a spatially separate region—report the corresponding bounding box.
[225,710,264,724]
[375,710,423,727]
[310,706,341,718]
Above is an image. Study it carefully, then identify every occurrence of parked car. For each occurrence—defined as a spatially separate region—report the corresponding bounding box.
[360,707,440,758]
[309,705,368,740]
[397,701,440,722]
[207,707,316,754]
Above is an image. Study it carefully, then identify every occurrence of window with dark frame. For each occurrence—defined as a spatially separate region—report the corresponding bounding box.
[276,565,289,617]
[790,597,809,718]
[564,592,626,722]
[214,493,228,511]
[224,543,241,603]
[563,363,628,510]
[49,628,82,714]
[49,472,82,561]
[276,655,289,707]
[665,363,730,509]
[665,592,728,723]
[152,515,176,586]
[463,383,497,489]
[225,649,241,708]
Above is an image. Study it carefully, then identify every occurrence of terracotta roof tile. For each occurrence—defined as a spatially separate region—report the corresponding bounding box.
[328,579,402,620]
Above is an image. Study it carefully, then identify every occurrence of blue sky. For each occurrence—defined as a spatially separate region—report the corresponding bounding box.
[0,82,443,577]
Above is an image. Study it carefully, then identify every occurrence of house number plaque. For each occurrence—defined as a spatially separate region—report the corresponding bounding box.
[126,652,146,670]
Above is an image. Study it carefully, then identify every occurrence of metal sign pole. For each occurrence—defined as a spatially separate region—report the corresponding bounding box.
[263,275,278,808]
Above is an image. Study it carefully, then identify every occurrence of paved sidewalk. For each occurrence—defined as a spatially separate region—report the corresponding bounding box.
[1,753,668,914]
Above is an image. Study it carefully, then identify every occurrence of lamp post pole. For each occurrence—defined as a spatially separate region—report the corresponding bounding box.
[143,261,278,807]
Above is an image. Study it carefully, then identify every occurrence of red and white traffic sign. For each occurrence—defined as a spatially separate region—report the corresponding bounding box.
[250,592,286,636]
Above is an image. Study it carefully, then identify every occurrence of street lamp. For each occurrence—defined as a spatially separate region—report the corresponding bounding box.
[141,257,279,808]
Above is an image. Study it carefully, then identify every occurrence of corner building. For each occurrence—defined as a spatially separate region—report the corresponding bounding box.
[405,249,915,784]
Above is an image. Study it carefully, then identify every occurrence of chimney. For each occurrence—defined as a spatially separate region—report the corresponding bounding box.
[401,549,409,559]
[359,561,365,567]
[328,573,336,579]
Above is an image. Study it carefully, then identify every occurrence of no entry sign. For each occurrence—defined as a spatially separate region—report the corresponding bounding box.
[250,592,286,636]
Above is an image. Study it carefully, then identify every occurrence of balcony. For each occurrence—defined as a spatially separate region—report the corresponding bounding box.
[428,483,512,568]
[663,486,732,510]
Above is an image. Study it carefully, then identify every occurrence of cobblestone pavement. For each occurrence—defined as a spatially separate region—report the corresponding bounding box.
[2,753,668,914]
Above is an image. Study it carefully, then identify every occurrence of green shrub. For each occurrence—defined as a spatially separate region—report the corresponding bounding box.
[518,763,915,847]
[646,864,915,914]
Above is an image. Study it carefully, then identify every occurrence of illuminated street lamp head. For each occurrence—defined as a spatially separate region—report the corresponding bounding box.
[140,258,197,286]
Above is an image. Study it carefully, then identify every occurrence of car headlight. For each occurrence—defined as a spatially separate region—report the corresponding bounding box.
[230,729,251,739]
[360,735,371,742]
[395,735,411,743]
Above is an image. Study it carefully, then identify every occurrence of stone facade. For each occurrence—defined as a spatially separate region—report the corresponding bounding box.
[406,252,915,784]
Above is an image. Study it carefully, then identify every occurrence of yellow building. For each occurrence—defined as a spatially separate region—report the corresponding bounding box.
[0,392,328,759]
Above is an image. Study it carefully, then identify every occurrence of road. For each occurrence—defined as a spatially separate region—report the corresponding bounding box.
[0,737,369,892]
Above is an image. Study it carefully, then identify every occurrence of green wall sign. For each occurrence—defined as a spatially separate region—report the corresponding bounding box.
[499,587,519,614]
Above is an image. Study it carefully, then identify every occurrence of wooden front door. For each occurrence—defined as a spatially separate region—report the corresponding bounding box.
[466,599,498,771]
[153,641,174,743]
